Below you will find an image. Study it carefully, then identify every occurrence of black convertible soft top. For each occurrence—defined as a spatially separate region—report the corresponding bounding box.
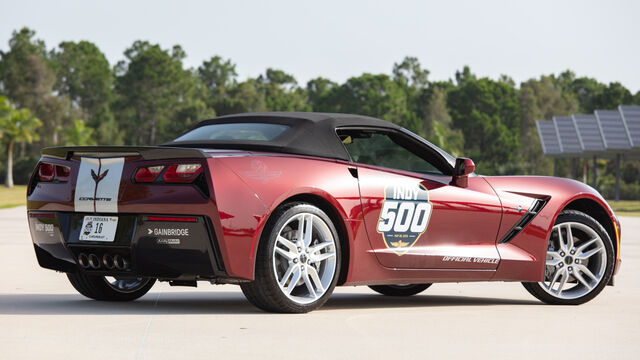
[164,112,401,161]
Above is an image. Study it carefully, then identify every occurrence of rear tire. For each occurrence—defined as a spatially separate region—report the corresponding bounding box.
[241,203,341,313]
[522,210,614,305]
[369,284,432,296]
[67,273,155,301]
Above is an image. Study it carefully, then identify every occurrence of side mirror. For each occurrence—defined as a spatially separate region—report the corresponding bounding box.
[452,157,475,188]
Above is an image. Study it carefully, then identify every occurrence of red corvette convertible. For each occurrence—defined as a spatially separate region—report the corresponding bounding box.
[27,112,621,312]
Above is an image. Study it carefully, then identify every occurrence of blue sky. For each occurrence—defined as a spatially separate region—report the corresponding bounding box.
[2,0,639,92]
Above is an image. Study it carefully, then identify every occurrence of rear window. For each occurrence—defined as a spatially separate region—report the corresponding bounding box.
[174,123,290,142]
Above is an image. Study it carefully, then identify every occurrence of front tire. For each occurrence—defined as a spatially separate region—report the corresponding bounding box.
[369,284,432,296]
[241,203,341,313]
[67,273,155,301]
[522,210,614,305]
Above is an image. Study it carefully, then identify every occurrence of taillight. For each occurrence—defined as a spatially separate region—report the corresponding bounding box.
[55,165,70,182]
[135,166,164,183]
[38,163,55,182]
[162,164,202,183]
[38,163,70,182]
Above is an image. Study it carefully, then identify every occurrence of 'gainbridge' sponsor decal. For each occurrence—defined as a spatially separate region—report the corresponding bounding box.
[376,183,432,255]
[74,157,124,213]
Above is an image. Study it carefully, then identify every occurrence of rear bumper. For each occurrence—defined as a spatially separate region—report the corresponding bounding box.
[28,211,226,280]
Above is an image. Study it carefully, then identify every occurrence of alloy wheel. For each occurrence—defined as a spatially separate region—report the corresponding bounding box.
[272,212,337,305]
[104,277,151,294]
[539,222,607,299]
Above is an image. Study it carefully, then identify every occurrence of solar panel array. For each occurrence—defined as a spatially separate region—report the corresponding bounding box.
[536,121,562,155]
[595,110,631,149]
[536,105,640,157]
[620,105,640,147]
[573,114,605,152]
[554,116,582,154]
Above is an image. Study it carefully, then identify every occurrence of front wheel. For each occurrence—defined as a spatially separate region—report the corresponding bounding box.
[522,210,614,305]
[67,273,156,301]
[241,203,341,313]
[369,284,432,296]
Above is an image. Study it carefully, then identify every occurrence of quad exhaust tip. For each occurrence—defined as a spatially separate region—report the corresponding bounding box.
[78,253,89,268]
[113,254,129,271]
[88,254,100,269]
[102,254,115,270]
[76,253,129,271]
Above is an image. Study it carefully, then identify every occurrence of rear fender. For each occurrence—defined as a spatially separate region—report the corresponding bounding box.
[212,155,361,280]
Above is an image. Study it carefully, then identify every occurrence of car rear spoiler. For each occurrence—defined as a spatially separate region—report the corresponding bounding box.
[41,146,208,160]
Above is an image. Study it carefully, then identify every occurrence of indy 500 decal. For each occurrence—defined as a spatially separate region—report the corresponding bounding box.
[376,184,432,255]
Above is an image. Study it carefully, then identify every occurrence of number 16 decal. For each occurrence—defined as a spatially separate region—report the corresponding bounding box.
[376,183,432,255]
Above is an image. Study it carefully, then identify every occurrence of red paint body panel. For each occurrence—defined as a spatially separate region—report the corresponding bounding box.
[208,155,361,279]
[356,166,502,270]
[484,176,620,282]
[27,150,621,286]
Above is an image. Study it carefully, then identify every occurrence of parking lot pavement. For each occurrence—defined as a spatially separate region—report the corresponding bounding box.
[1,206,639,359]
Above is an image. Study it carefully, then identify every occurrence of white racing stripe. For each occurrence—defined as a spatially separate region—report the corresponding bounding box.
[74,158,100,213]
[74,157,125,213]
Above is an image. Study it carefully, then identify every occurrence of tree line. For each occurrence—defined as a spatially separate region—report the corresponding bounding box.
[1,28,639,198]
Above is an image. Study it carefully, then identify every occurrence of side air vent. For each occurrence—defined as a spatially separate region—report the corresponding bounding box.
[499,199,548,244]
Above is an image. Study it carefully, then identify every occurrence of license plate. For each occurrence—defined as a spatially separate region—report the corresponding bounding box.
[79,216,118,242]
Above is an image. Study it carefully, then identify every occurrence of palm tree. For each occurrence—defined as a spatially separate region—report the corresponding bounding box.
[0,96,42,188]
[62,119,96,146]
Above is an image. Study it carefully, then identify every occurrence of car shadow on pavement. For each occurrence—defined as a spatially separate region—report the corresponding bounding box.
[0,292,258,315]
[323,293,540,310]
[0,291,540,315]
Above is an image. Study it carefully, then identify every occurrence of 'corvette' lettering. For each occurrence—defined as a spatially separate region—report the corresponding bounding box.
[79,197,112,202]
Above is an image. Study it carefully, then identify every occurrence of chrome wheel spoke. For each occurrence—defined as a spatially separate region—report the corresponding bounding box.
[556,227,568,253]
[556,269,569,295]
[576,238,598,253]
[546,251,562,267]
[547,267,563,290]
[285,268,301,294]
[307,265,325,293]
[277,236,297,252]
[546,258,561,267]
[302,268,318,299]
[302,215,313,247]
[279,264,296,287]
[114,279,126,290]
[576,244,604,260]
[311,251,336,263]
[309,241,332,253]
[564,224,574,251]
[275,246,296,261]
[104,277,148,293]
[576,264,597,283]
[572,267,593,290]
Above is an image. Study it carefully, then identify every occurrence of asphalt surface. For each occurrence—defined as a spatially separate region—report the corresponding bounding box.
[1,206,639,359]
